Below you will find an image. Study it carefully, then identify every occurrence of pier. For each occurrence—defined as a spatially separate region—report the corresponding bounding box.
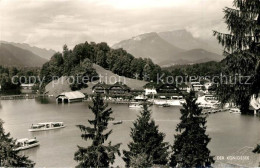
[0,94,37,100]
[202,108,229,115]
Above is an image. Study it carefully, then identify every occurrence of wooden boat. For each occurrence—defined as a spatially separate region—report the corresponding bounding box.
[28,122,65,132]
[14,138,39,151]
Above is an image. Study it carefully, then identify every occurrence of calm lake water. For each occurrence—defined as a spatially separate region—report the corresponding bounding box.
[0,98,260,167]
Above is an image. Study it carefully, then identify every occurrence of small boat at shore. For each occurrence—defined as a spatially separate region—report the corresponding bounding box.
[129,102,143,108]
[158,103,170,107]
[230,108,241,114]
[14,138,39,151]
[112,120,123,125]
[28,122,65,132]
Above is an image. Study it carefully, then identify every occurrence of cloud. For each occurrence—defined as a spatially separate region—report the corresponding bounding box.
[0,0,233,51]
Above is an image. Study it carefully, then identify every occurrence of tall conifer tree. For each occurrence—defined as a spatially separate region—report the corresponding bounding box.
[74,94,121,168]
[123,104,169,167]
[170,91,214,167]
[213,0,260,114]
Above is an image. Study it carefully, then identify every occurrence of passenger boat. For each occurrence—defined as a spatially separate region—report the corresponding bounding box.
[14,138,40,151]
[28,122,65,132]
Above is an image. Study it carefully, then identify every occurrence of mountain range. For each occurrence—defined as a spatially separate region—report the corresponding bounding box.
[0,43,48,67]
[113,29,224,66]
[0,41,56,60]
[0,29,224,67]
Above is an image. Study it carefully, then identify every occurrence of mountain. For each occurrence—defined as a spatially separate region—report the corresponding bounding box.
[158,48,223,67]
[158,29,223,55]
[0,41,56,60]
[0,43,48,67]
[112,32,185,63]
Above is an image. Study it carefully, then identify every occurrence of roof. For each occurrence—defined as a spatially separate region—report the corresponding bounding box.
[92,82,112,90]
[38,122,63,125]
[17,138,29,142]
[109,84,130,90]
[193,84,204,87]
[21,84,35,87]
[57,91,85,99]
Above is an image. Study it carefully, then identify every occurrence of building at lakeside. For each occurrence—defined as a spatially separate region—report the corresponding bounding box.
[157,83,178,93]
[92,82,111,94]
[144,88,157,95]
[109,82,131,95]
[92,82,131,96]
[188,82,204,92]
[177,83,189,92]
[21,83,35,90]
[20,83,35,94]
[130,89,145,96]
[56,91,86,103]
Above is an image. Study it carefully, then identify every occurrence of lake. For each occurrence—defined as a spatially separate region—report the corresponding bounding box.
[0,98,260,167]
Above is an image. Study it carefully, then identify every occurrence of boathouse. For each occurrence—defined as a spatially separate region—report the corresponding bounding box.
[56,91,85,103]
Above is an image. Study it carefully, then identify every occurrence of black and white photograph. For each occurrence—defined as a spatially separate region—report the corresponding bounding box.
[0,0,260,167]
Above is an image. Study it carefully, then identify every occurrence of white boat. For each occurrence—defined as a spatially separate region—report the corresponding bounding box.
[230,108,241,114]
[28,122,65,132]
[14,138,40,151]
[128,103,143,108]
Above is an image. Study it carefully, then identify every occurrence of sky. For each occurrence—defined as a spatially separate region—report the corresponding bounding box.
[0,0,233,51]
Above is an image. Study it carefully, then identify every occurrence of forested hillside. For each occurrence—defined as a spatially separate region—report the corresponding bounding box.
[164,61,224,77]
[41,42,164,90]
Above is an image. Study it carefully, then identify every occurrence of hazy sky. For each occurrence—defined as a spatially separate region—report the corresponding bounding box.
[0,0,233,51]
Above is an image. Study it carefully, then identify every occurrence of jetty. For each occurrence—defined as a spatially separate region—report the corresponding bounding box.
[202,108,229,115]
[0,94,37,100]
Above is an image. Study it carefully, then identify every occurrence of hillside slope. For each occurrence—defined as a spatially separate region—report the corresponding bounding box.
[112,32,184,63]
[0,41,56,60]
[45,64,147,96]
[0,43,48,67]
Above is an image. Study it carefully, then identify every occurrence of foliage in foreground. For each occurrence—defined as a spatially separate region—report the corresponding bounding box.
[123,103,169,167]
[213,0,260,114]
[170,91,214,167]
[74,94,121,167]
[0,119,35,167]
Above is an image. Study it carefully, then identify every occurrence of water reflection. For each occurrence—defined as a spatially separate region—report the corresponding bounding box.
[35,97,52,104]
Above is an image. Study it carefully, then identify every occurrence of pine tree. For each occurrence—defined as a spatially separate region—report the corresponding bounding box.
[74,94,121,168]
[213,0,260,114]
[129,153,153,168]
[0,119,35,167]
[253,144,260,166]
[123,103,169,167]
[170,91,214,167]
